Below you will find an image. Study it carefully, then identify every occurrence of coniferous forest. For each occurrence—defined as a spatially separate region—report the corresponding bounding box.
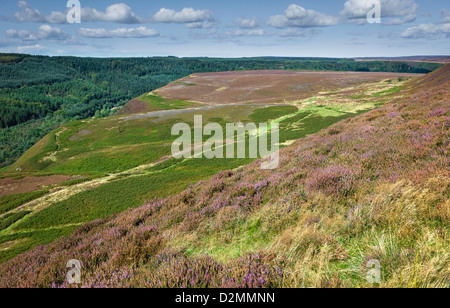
[0,53,443,168]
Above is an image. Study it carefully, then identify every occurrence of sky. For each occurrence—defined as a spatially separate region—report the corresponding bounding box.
[0,0,448,58]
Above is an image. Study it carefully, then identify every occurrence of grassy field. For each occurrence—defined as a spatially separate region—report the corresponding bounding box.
[137,92,199,110]
[0,74,415,263]
[0,190,49,215]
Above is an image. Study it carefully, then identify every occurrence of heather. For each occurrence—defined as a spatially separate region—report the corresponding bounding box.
[0,65,449,288]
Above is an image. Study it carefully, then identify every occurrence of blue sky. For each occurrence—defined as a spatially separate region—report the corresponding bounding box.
[0,0,448,57]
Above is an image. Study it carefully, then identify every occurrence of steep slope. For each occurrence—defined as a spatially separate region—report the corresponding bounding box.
[0,65,448,288]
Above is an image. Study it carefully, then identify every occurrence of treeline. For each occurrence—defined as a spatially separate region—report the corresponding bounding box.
[0,53,444,167]
[0,115,64,168]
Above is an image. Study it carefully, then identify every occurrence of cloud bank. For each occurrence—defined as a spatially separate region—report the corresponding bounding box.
[14,1,144,24]
[78,27,160,38]
[341,0,418,25]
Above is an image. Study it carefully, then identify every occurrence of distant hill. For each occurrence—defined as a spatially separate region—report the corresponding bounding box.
[354,56,450,64]
[1,64,448,288]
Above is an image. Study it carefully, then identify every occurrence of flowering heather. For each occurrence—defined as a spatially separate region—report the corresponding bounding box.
[0,65,449,288]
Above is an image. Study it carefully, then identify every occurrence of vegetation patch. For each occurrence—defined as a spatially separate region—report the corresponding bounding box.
[249,106,299,123]
[0,190,48,215]
[137,93,198,111]
[0,211,31,231]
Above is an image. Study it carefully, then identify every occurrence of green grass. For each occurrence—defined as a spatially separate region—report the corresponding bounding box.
[173,81,197,86]
[372,86,403,97]
[278,108,367,143]
[185,216,273,261]
[146,158,183,172]
[9,116,183,173]
[0,225,77,264]
[58,175,104,187]
[0,211,31,231]
[8,105,298,174]
[138,93,197,110]
[249,106,299,123]
[12,157,253,232]
[0,190,49,215]
[0,173,25,180]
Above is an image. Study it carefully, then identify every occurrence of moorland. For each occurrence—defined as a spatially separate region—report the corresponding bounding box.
[0,55,448,288]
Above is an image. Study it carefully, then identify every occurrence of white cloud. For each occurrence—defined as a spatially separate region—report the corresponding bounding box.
[232,29,272,36]
[268,4,339,28]
[189,29,223,41]
[278,28,322,37]
[441,9,450,23]
[189,28,271,42]
[6,25,71,41]
[153,7,214,24]
[6,29,35,41]
[383,14,417,25]
[14,1,66,23]
[14,1,42,21]
[341,0,418,25]
[400,23,450,39]
[186,21,215,29]
[78,27,160,38]
[37,25,71,40]
[235,18,259,29]
[81,3,143,24]
[14,1,143,24]
[398,7,450,39]
[17,44,46,53]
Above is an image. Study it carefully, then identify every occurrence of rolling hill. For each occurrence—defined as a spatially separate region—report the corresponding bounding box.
[0,54,444,169]
[0,64,448,288]
[0,70,417,263]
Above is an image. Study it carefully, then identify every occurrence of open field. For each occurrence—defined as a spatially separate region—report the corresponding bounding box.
[155,70,421,106]
[0,70,428,265]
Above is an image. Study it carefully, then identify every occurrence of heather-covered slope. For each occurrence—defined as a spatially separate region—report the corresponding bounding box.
[0,65,448,288]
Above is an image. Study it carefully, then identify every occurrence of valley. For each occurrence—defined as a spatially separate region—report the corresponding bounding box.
[0,63,447,288]
[1,0,449,291]
[0,70,421,263]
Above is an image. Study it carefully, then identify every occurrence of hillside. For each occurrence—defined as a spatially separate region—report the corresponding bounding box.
[0,70,416,263]
[354,56,450,64]
[0,65,448,288]
[6,70,416,174]
[0,54,444,168]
